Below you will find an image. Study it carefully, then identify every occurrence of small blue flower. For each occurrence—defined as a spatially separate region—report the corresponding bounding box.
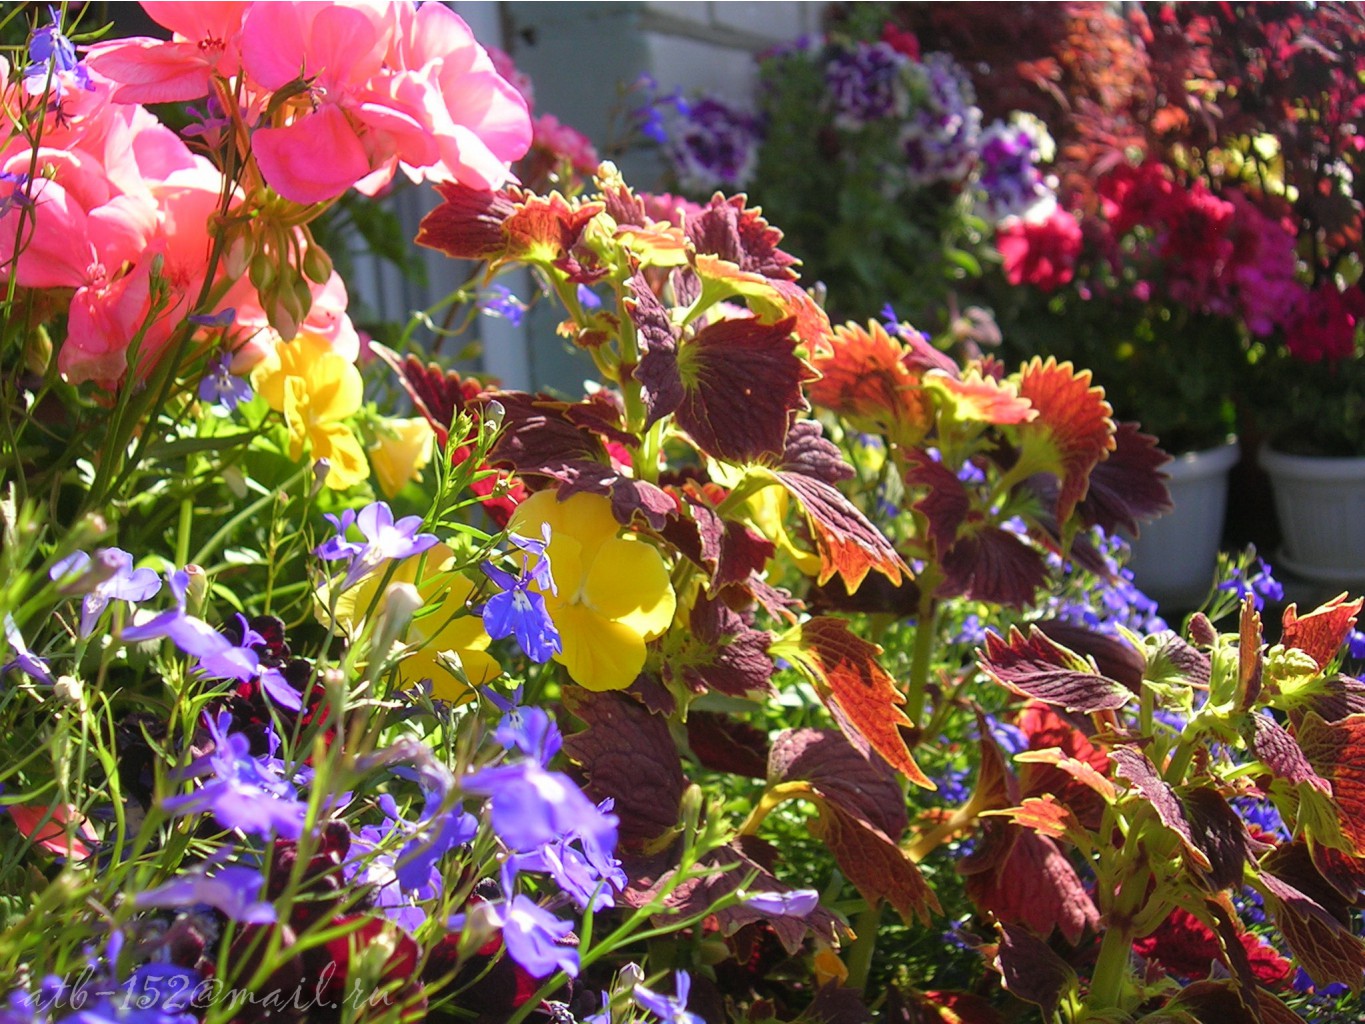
[482,894,580,978]
[487,686,563,767]
[317,501,439,592]
[634,971,704,1024]
[1346,628,1365,660]
[741,889,819,917]
[480,284,529,327]
[197,350,252,414]
[24,7,92,93]
[134,864,276,924]
[2,614,52,685]
[162,711,308,839]
[576,284,603,310]
[50,548,162,638]
[481,526,562,663]
[1217,557,1283,612]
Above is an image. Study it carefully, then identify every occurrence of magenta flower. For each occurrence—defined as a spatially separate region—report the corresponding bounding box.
[85,2,250,104]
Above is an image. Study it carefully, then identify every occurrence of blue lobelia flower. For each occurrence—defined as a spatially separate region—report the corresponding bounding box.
[488,686,563,767]
[1217,556,1283,612]
[197,350,253,414]
[481,525,562,664]
[316,501,438,593]
[2,614,53,686]
[633,971,704,1024]
[479,284,529,327]
[134,864,276,924]
[51,549,161,639]
[162,711,308,840]
[24,7,92,93]
[483,894,580,979]
[121,571,301,711]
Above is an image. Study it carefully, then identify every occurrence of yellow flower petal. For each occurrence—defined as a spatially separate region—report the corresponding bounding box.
[312,421,369,490]
[308,351,364,422]
[583,536,676,640]
[370,417,436,498]
[550,601,647,691]
[510,490,621,573]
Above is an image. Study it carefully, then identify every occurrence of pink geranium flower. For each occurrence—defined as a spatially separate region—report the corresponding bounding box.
[85,2,250,104]
[996,208,1083,292]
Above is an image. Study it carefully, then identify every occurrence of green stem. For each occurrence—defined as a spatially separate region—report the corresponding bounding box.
[1087,916,1135,1011]
[845,904,882,993]
[905,573,940,731]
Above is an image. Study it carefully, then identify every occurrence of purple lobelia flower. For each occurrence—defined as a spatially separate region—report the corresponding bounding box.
[24,7,92,93]
[479,284,529,327]
[633,971,704,1024]
[162,711,308,839]
[135,864,276,924]
[2,615,52,685]
[824,41,909,129]
[121,571,301,711]
[51,548,162,638]
[488,686,563,767]
[481,526,562,664]
[197,349,253,414]
[1217,556,1283,612]
[482,894,580,979]
[316,501,438,593]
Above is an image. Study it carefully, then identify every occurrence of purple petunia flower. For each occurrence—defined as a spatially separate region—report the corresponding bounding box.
[50,548,162,639]
[316,501,438,593]
[162,711,308,839]
[197,350,252,414]
[135,864,276,924]
[664,95,761,194]
[825,41,909,129]
[976,119,1052,221]
[634,971,704,1024]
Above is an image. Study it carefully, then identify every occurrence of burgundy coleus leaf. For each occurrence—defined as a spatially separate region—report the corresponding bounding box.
[370,342,485,449]
[665,592,776,697]
[1076,421,1173,537]
[561,689,687,853]
[963,827,1100,944]
[808,572,921,618]
[1161,980,1299,1024]
[685,193,799,281]
[1309,842,1365,908]
[978,627,1134,713]
[904,450,970,556]
[781,420,855,485]
[1281,595,1364,670]
[1251,714,1331,794]
[674,315,814,463]
[1304,674,1365,723]
[1296,711,1365,855]
[1013,357,1116,525]
[781,617,932,788]
[1032,619,1146,694]
[1146,632,1212,693]
[939,524,1050,608]
[993,923,1078,1017]
[802,984,874,1024]
[769,728,908,841]
[1258,867,1365,992]
[1181,786,1272,890]
[685,712,769,778]
[626,271,683,428]
[415,182,516,263]
[775,470,910,593]
[1111,746,1209,871]
[663,487,774,590]
[810,797,940,926]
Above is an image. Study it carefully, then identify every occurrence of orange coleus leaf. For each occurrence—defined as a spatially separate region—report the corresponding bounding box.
[692,254,834,354]
[503,192,605,268]
[776,470,909,592]
[1281,594,1364,670]
[1014,749,1117,802]
[1296,711,1365,855]
[923,369,1036,426]
[981,794,1076,839]
[1013,357,1116,524]
[808,320,934,445]
[774,617,932,789]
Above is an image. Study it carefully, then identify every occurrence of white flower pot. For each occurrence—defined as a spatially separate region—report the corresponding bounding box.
[1126,440,1240,609]
[1260,447,1365,585]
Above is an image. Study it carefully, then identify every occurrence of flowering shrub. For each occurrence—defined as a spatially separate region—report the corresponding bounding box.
[2,5,1365,1024]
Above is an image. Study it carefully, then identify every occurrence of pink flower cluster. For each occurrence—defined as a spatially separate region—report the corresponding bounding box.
[87,2,532,205]
[996,208,1083,292]
[1094,161,1306,337]
[1,3,532,387]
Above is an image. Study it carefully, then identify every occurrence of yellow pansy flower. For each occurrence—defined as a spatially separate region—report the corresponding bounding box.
[370,417,436,498]
[328,542,499,701]
[509,490,676,691]
[251,332,368,489]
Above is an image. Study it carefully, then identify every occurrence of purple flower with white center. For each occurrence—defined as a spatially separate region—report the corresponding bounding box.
[134,864,276,924]
[348,823,428,934]
[316,501,438,593]
[633,971,704,1024]
[898,53,981,189]
[482,894,580,978]
[480,284,528,327]
[121,572,301,710]
[197,350,252,413]
[955,613,987,646]
[24,7,92,93]
[824,41,909,129]
[481,527,562,664]
[665,95,761,193]
[976,119,1051,220]
[2,615,52,685]
[162,711,308,839]
[50,548,161,638]
[487,686,563,766]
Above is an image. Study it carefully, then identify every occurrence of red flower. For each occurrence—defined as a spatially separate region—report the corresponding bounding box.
[880,23,921,60]
[1284,283,1365,363]
[996,209,1083,292]
[1133,906,1293,988]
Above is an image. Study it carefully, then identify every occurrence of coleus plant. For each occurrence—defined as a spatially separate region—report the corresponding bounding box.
[959,594,1365,1022]
[394,164,1175,1010]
